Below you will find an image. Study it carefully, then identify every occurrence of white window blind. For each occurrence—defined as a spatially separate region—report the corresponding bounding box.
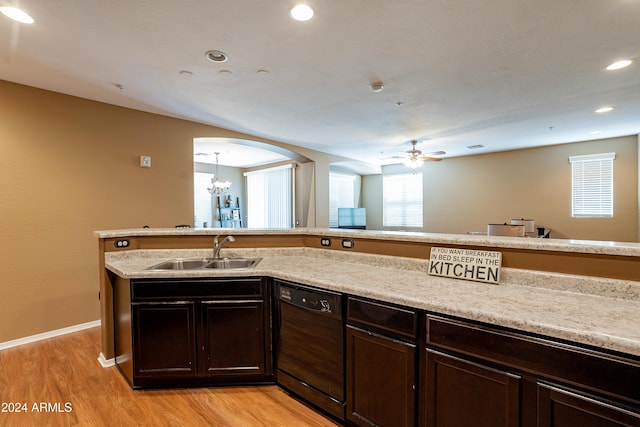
[244,164,293,228]
[194,172,213,227]
[569,152,615,218]
[383,173,423,227]
[329,172,357,227]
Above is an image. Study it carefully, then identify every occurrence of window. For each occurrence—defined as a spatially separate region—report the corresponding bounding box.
[383,173,423,227]
[245,164,294,228]
[194,172,213,227]
[569,152,615,218]
[329,172,357,227]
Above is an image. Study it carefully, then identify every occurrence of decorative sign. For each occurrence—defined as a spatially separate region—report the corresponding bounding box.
[428,247,502,284]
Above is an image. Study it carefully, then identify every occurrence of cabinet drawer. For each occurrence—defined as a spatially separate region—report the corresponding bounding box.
[348,297,417,340]
[132,278,264,300]
[426,315,640,405]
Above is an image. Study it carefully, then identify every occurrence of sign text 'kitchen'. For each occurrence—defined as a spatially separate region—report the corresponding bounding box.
[428,247,502,284]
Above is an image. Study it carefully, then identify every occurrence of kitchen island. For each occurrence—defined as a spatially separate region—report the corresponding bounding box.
[97,227,640,357]
[96,228,640,426]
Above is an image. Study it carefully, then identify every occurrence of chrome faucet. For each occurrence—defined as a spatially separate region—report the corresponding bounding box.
[213,235,235,259]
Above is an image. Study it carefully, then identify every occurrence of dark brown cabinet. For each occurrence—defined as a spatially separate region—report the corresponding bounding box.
[346,297,418,427]
[201,300,267,377]
[423,315,640,427]
[425,350,520,427]
[132,301,197,378]
[537,382,640,427]
[114,276,273,388]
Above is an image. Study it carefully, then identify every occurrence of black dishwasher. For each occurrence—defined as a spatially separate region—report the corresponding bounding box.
[275,280,345,421]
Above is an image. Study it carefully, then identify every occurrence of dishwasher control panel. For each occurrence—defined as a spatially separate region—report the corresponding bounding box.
[278,284,342,317]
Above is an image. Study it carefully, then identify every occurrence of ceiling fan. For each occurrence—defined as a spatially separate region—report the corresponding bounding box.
[406,140,445,163]
[383,140,446,170]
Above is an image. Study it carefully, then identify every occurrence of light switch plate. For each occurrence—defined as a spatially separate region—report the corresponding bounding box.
[341,239,354,249]
[140,156,152,168]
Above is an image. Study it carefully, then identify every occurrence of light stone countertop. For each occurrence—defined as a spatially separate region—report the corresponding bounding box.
[104,247,640,358]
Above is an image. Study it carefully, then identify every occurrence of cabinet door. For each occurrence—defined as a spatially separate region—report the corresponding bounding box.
[346,326,416,427]
[200,300,267,378]
[537,383,640,427]
[425,350,521,427]
[132,302,197,377]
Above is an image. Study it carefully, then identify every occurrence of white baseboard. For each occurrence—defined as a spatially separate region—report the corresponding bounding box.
[0,320,101,351]
[98,352,116,367]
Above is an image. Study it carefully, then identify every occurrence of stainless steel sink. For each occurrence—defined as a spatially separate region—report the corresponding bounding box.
[147,257,261,270]
[147,258,212,270]
[204,258,261,269]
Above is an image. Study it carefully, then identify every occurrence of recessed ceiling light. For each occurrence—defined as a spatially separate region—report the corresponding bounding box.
[0,6,35,24]
[589,130,603,135]
[370,81,384,93]
[205,50,228,63]
[595,106,614,113]
[606,59,633,71]
[290,4,314,21]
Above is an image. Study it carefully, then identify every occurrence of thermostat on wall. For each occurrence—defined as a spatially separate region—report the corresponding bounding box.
[140,156,152,168]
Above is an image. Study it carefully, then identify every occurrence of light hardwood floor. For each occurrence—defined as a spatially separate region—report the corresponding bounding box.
[0,327,339,427]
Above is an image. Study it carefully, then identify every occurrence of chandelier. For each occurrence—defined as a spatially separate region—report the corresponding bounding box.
[207,152,231,194]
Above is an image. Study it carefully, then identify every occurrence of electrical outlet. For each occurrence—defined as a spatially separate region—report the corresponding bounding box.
[115,239,130,248]
[320,238,332,247]
[341,239,355,249]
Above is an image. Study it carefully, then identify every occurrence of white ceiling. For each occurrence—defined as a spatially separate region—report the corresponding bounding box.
[2,0,639,168]
[193,137,308,167]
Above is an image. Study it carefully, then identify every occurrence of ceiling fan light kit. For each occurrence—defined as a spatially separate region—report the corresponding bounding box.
[401,140,445,170]
[405,140,424,171]
[404,156,424,170]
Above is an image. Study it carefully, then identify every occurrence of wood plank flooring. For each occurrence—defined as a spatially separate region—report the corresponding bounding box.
[0,327,339,427]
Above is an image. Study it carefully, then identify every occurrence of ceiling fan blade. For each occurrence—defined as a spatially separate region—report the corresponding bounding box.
[421,156,443,162]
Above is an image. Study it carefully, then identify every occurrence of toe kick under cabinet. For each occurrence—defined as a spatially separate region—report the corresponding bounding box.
[113,276,273,388]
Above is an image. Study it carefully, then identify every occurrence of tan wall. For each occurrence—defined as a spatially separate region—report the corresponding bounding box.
[0,80,341,343]
[363,136,638,241]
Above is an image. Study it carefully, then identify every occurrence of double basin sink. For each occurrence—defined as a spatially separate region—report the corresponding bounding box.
[147,257,261,271]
